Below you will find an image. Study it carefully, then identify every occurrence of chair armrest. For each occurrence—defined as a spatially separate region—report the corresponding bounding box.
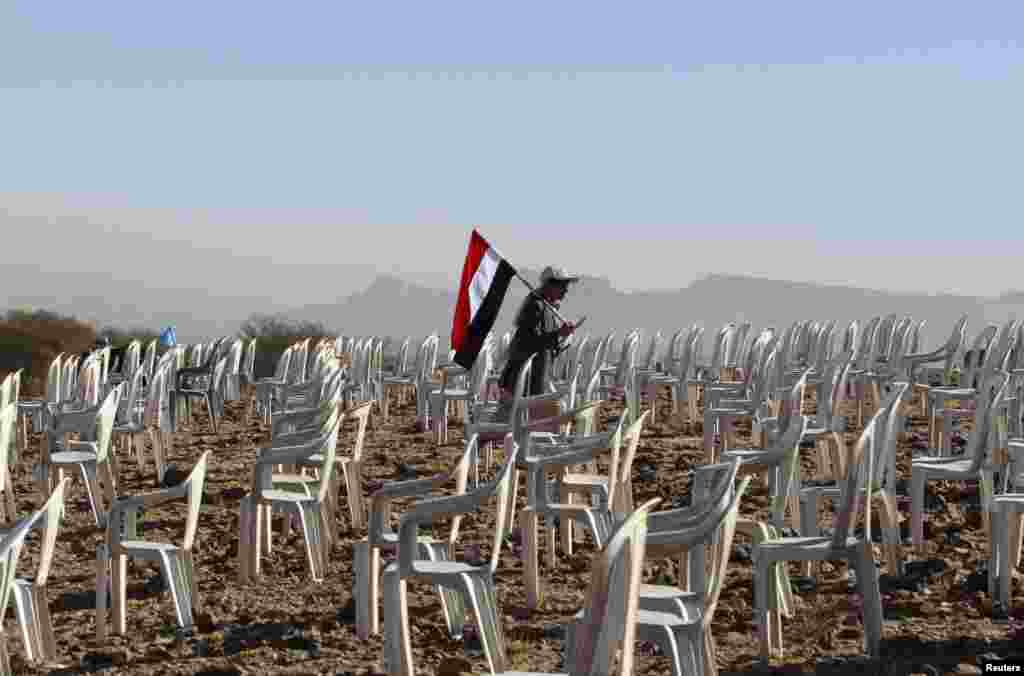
[368,474,450,541]
[523,443,604,470]
[370,474,448,503]
[524,392,564,404]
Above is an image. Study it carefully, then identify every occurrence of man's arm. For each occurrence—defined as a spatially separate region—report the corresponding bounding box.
[518,297,562,354]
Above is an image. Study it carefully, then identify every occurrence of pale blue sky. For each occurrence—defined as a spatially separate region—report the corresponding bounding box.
[2,1,1023,303]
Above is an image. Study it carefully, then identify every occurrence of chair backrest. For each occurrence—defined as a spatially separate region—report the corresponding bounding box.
[242,338,257,379]
[964,372,1010,474]
[0,405,15,493]
[571,497,659,676]
[43,354,64,404]
[94,384,124,462]
[181,451,212,551]
[841,320,859,355]
[826,356,854,433]
[775,368,811,437]
[0,373,12,409]
[142,340,158,380]
[226,339,243,376]
[872,382,910,494]
[401,434,521,578]
[812,321,836,373]
[935,315,969,373]
[33,477,70,585]
[346,401,374,464]
[726,322,752,369]
[117,366,147,426]
[506,354,539,443]
[641,331,662,370]
[446,434,481,546]
[273,346,294,382]
[831,385,904,547]
[959,323,996,385]
[0,489,58,627]
[568,333,589,381]
[315,416,345,504]
[61,356,78,402]
[853,316,881,369]
[124,340,142,379]
[395,337,412,376]
[610,409,651,516]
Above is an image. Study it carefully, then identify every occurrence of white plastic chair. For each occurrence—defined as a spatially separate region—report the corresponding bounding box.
[752,393,896,662]
[9,478,69,668]
[354,434,478,639]
[237,414,342,582]
[0,488,56,675]
[97,450,211,638]
[382,433,519,676]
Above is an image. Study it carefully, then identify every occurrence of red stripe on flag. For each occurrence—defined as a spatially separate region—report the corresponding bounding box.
[452,229,490,352]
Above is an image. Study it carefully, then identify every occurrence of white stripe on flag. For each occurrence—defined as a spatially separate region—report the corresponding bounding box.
[469,247,500,319]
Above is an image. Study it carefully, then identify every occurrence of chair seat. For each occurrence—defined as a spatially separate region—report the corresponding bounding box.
[707,406,755,415]
[562,474,606,488]
[176,388,210,396]
[113,423,145,434]
[758,535,862,552]
[273,473,319,486]
[118,540,180,553]
[259,489,319,504]
[369,532,444,548]
[722,449,783,464]
[635,608,697,628]
[639,583,699,603]
[399,559,487,576]
[17,400,45,409]
[50,450,98,464]
[644,375,680,384]
[433,389,470,399]
[929,388,976,398]
[912,458,974,476]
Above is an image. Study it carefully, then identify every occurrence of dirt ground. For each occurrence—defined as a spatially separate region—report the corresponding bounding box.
[5,384,1022,675]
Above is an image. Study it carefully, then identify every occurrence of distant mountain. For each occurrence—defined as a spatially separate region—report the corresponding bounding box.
[284,270,1017,356]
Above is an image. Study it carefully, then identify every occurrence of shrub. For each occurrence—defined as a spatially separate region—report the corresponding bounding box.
[238,314,334,379]
[0,309,97,396]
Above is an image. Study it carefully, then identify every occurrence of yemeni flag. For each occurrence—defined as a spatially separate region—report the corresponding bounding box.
[452,229,516,369]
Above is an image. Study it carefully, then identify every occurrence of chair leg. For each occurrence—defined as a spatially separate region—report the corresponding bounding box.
[461,575,507,675]
[521,508,541,609]
[853,545,883,656]
[80,463,105,528]
[910,471,927,553]
[159,551,196,630]
[382,571,415,676]
[876,491,902,575]
[296,503,326,582]
[11,582,40,663]
[354,542,378,639]
[111,552,128,635]
[96,544,109,642]
[237,497,252,583]
[754,551,771,662]
[420,542,465,639]
[183,549,200,619]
